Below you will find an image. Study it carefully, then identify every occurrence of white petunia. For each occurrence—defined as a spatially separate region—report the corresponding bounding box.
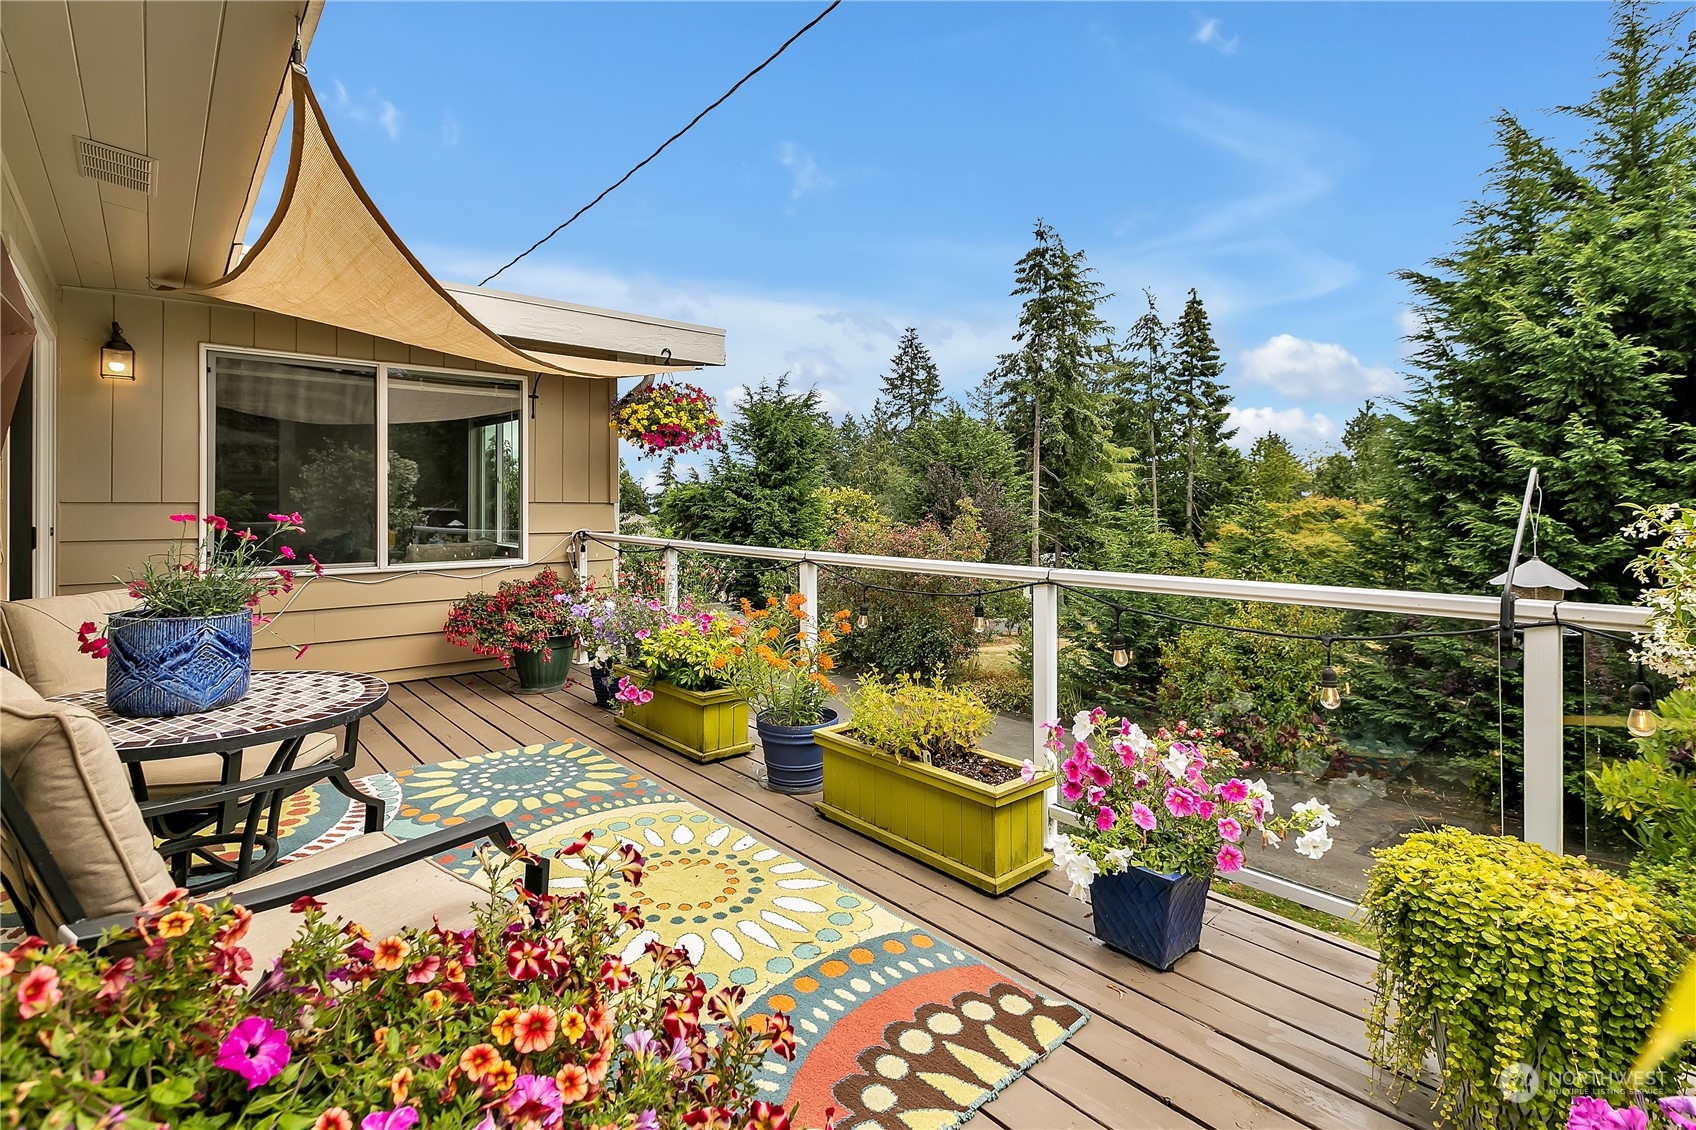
[1050,834,1100,901]
[1102,847,1134,875]
[1261,828,1282,849]
[1125,724,1155,757]
[1161,748,1190,780]
[1072,710,1096,742]
[1295,828,1334,860]
[1292,799,1340,828]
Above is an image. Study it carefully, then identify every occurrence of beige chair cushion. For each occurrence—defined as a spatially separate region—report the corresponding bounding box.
[0,668,174,936]
[233,832,489,979]
[140,731,342,798]
[0,589,137,697]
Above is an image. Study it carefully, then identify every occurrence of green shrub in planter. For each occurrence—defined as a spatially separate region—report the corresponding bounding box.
[1362,827,1689,1129]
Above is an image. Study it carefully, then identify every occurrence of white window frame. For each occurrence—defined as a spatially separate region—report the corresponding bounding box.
[200,343,530,574]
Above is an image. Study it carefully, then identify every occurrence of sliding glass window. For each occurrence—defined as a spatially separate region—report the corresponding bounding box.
[207,349,525,571]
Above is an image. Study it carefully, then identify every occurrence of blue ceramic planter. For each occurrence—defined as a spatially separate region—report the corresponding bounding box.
[1090,865,1211,971]
[757,709,838,793]
[105,610,253,718]
[589,663,618,708]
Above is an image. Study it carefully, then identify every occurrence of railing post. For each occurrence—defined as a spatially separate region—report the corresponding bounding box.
[575,536,591,585]
[1032,583,1059,844]
[798,561,819,646]
[664,548,680,612]
[1522,623,1564,854]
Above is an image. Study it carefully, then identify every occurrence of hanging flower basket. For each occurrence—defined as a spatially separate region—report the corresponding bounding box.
[612,380,724,458]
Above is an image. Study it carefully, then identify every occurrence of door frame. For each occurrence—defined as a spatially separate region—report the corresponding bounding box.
[9,263,55,596]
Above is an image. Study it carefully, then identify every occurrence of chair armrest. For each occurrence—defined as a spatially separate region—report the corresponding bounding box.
[60,816,550,948]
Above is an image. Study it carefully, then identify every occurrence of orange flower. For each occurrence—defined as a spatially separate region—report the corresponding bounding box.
[490,1007,521,1045]
[559,1008,587,1044]
[423,989,445,1011]
[584,1042,613,1086]
[373,1025,390,1048]
[512,1004,559,1054]
[482,1060,517,1095]
[818,630,837,646]
[763,627,780,642]
[556,1062,590,1104]
[218,904,255,943]
[371,935,410,972]
[155,910,194,939]
[389,1066,414,1105]
[443,959,466,983]
[817,655,835,671]
[313,1110,354,1130]
[458,1043,503,1082]
[0,952,13,978]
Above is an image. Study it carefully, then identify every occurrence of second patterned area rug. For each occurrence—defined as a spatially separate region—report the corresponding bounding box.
[276,740,1088,1130]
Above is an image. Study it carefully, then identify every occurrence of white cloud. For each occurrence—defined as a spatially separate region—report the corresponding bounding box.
[1194,17,1239,55]
[1224,406,1338,453]
[1237,334,1402,401]
[441,114,461,147]
[778,142,835,200]
[330,78,402,142]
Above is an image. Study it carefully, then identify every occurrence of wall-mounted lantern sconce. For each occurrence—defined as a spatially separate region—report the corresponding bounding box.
[100,322,135,380]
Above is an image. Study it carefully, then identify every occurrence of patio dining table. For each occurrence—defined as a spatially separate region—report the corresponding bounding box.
[49,670,391,887]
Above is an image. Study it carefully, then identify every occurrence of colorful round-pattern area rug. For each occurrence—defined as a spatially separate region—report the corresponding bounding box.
[4,742,1085,1130]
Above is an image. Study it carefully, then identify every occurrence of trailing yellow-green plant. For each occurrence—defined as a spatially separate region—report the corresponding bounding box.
[624,609,744,691]
[843,674,993,765]
[1362,827,1690,1129]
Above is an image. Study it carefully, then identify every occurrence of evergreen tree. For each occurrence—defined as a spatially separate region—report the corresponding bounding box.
[618,459,651,516]
[987,220,1117,564]
[1112,291,1182,535]
[1388,1,1696,602]
[1169,289,1242,540]
[1243,434,1312,504]
[875,328,944,433]
[1313,402,1396,504]
[656,377,832,588]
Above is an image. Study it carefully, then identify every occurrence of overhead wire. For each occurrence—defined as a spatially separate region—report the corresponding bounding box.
[480,1,842,286]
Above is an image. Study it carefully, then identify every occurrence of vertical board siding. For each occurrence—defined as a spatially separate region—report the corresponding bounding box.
[54,293,615,682]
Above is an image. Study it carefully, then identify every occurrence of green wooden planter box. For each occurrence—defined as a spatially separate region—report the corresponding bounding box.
[814,724,1052,895]
[613,666,753,763]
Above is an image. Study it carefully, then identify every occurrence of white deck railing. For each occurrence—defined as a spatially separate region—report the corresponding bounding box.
[576,530,1652,915]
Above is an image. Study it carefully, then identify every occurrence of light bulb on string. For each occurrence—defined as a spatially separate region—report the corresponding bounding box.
[1318,636,1343,710]
[857,587,869,630]
[1627,668,1659,738]
[1109,607,1130,668]
[972,598,986,634]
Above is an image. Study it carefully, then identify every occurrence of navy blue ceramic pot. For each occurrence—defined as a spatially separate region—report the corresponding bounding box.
[757,709,839,793]
[1089,865,1211,971]
[105,610,253,718]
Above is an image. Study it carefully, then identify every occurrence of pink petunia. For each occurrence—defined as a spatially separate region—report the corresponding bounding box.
[1216,817,1244,843]
[213,1016,290,1090]
[1020,760,1036,784]
[1096,806,1116,832]
[1131,802,1157,831]
[1215,779,1249,804]
[1195,800,1216,820]
[1216,843,1245,873]
[1061,779,1084,801]
[1164,787,1199,818]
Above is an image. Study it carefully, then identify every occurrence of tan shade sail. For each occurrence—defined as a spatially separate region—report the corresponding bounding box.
[196,68,686,378]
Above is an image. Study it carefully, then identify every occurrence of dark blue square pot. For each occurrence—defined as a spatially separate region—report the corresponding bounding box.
[1090,865,1211,971]
[105,610,253,718]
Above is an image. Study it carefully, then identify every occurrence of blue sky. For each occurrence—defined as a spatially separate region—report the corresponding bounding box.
[260,1,1616,472]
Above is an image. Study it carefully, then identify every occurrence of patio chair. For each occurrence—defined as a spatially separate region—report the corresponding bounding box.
[0,590,342,796]
[0,668,548,975]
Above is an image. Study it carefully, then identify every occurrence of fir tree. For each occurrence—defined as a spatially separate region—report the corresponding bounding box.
[1113,291,1182,535]
[875,328,944,433]
[1388,1,1696,602]
[618,459,651,516]
[1169,289,1241,541]
[987,220,1117,564]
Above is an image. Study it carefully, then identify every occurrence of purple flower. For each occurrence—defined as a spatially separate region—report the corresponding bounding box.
[1660,1098,1696,1130]
[213,1016,290,1090]
[1565,1097,1646,1130]
[624,1027,662,1058]
[506,1074,564,1127]
[1131,802,1157,831]
[634,1111,660,1130]
[361,1109,420,1130]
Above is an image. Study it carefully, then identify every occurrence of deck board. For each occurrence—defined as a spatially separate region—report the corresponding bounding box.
[359,673,1434,1130]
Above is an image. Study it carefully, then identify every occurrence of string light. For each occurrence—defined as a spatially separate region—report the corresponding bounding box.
[972,598,986,634]
[1110,609,1131,669]
[1627,665,1659,738]
[1318,636,1342,710]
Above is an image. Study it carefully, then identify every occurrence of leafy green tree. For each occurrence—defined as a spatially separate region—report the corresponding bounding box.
[1169,289,1242,540]
[1388,1,1696,602]
[1243,434,1312,504]
[892,404,1029,560]
[987,220,1118,564]
[875,327,944,433]
[1313,402,1397,504]
[825,411,908,509]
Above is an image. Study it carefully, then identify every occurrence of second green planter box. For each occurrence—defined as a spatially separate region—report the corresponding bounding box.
[613,667,753,763]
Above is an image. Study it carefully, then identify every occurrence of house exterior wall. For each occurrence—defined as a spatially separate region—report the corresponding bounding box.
[53,287,617,682]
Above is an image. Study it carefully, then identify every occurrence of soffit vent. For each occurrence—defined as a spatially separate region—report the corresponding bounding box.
[75,137,155,196]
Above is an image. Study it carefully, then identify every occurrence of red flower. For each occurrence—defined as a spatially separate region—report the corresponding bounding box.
[308,553,325,576]
[506,938,550,981]
[204,515,229,531]
[742,1101,792,1130]
[511,1004,558,1054]
[599,957,632,993]
[765,1011,797,1061]
[169,513,197,523]
[278,545,296,560]
[294,644,311,660]
[290,895,326,914]
[96,957,135,1001]
[16,964,62,1018]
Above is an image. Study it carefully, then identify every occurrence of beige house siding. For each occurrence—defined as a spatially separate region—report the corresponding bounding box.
[54,287,618,682]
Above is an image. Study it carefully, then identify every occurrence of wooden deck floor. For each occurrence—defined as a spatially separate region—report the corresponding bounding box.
[352,672,1437,1130]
